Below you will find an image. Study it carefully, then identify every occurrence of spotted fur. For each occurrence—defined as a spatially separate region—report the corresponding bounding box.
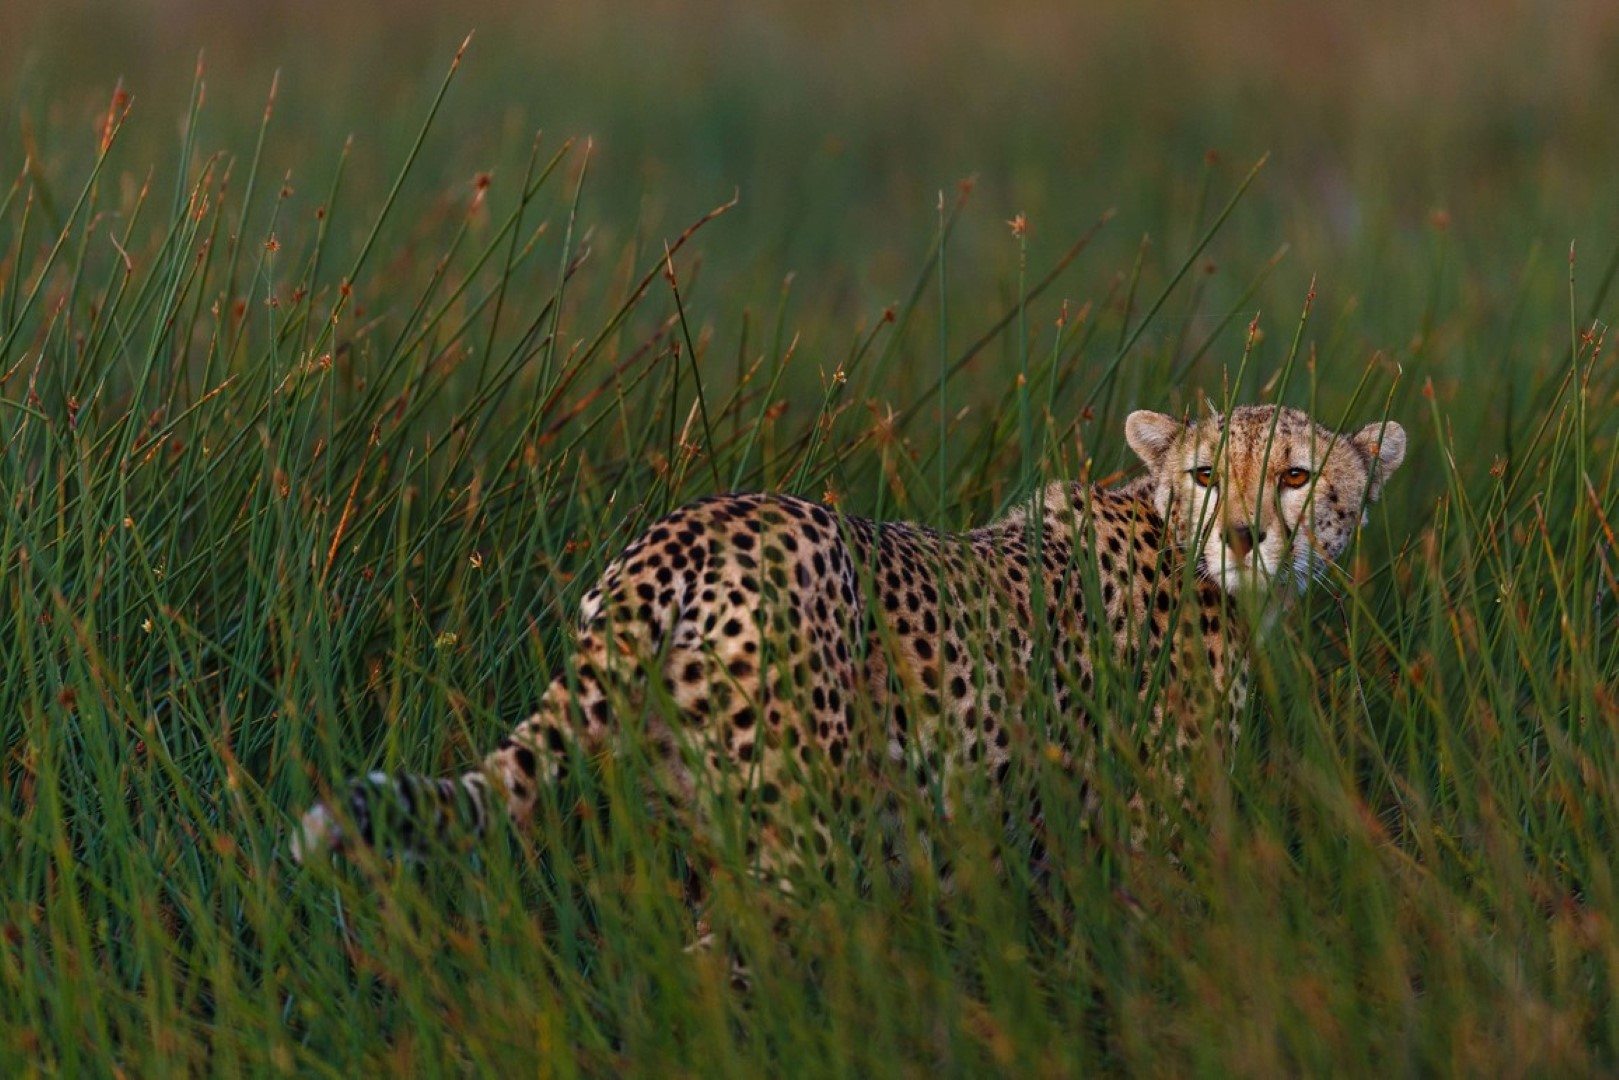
[293,405,1405,871]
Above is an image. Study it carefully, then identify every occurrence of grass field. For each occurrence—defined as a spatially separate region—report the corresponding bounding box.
[3,1,1619,1073]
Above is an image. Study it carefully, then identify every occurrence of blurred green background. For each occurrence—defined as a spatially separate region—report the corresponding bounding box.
[8,0,1619,364]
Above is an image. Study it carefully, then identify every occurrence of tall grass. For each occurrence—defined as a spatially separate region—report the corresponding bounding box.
[1,30,1617,1075]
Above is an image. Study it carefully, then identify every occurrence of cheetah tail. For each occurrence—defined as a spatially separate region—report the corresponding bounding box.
[289,767,499,864]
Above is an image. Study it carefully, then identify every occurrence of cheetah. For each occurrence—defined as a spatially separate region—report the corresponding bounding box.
[292,404,1405,876]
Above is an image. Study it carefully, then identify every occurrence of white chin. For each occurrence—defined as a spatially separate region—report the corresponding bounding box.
[1213,564,1271,593]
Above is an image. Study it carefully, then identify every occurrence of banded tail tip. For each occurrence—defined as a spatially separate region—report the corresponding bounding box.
[290,803,344,864]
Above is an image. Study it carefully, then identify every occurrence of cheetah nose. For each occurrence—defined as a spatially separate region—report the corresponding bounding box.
[1224,524,1254,560]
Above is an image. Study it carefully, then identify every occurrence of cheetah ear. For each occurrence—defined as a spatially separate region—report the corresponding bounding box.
[1125,410,1184,469]
[1351,420,1407,500]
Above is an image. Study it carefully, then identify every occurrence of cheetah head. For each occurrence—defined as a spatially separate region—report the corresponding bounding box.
[1124,404,1406,595]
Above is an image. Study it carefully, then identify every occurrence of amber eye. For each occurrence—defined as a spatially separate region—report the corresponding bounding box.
[1191,466,1215,488]
[1279,467,1311,489]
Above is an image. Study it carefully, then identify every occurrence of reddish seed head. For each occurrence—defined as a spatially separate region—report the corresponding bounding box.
[99,82,130,153]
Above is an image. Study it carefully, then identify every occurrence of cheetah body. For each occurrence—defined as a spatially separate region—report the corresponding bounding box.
[295,405,1406,871]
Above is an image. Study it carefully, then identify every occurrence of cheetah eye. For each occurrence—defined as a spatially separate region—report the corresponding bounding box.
[1190,466,1215,488]
[1279,467,1311,489]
